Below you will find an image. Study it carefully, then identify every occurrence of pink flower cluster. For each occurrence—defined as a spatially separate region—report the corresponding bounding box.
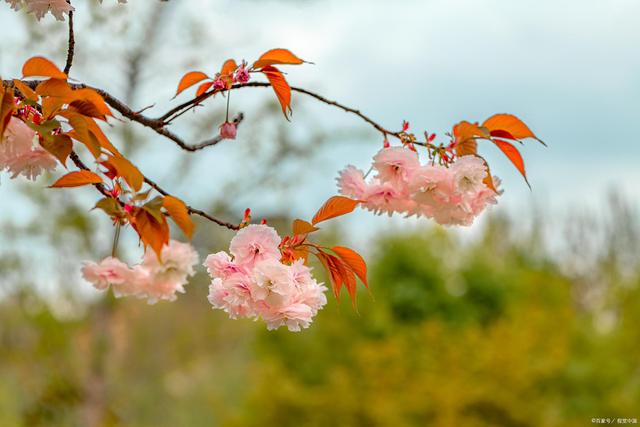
[0,117,57,181]
[81,240,198,304]
[205,224,327,332]
[337,146,501,226]
[5,0,126,21]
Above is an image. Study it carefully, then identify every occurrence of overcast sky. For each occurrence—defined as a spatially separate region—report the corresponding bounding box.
[1,0,639,246]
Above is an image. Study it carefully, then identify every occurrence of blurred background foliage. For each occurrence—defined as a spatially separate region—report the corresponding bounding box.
[1,206,640,426]
[1,1,640,426]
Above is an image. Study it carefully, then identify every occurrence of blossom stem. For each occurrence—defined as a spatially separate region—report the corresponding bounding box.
[225,90,231,122]
[111,223,121,257]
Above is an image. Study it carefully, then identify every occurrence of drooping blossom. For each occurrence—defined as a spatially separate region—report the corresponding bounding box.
[0,117,57,181]
[336,145,501,226]
[5,0,74,21]
[81,256,142,298]
[81,240,198,304]
[140,240,199,303]
[6,0,126,21]
[219,121,237,140]
[205,225,327,332]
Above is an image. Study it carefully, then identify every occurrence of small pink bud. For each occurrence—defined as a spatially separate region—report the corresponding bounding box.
[124,204,134,214]
[402,121,410,132]
[233,64,250,84]
[212,78,226,91]
[383,138,390,148]
[219,121,237,140]
[428,133,436,142]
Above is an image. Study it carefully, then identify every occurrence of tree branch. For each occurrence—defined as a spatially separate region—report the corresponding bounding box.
[64,7,75,74]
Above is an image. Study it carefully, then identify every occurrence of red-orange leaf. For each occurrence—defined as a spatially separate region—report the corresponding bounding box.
[292,219,319,235]
[220,59,238,77]
[311,196,360,225]
[315,251,344,300]
[35,78,73,98]
[493,139,530,188]
[196,81,214,97]
[50,170,102,188]
[331,246,368,288]
[452,121,489,156]
[483,113,545,145]
[12,79,37,101]
[0,87,16,138]
[109,155,144,192]
[133,209,170,259]
[252,48,305,70]
[22,56,67,80]
[40,134,72,166]
[68,88,112,120]
[175,71,209,96]
[163,195,195,239]
[261,65,292,119]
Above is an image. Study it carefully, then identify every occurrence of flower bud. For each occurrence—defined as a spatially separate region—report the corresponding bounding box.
[219,121,237,140]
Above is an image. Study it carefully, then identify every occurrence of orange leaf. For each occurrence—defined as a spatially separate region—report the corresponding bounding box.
[175,71,209,96]
[493,139,530,188]
[12,79,37,101]
[85,118,120,156]
[261,65,292,119]
[315,251,344,300]
[218,59,238,88]
[483,113,545,145]
[68,88,112,120]
[108,155,144,192]
[196,81,214,97]
[331,246,368,288]
[50,170,103,188]
[35,78,73,98]
[252,48,305,70]
[0,87,16,138]
[311,195,360,225]
[220,59,238,76]
[452,121,489,156]
[22,56,67,80]
[292,219,319,235]
[40,134,72,166]
[132,209,169,259]
[163,195,195,239]
[63,112,101,157]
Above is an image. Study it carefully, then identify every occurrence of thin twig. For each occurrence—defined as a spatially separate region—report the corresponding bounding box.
[63,7,75,74]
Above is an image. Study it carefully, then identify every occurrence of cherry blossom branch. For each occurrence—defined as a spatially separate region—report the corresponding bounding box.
[69,150,239,230]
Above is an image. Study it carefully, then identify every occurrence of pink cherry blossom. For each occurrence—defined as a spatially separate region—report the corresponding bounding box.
[81,257,136,292]
[229,224,281,267]
[219,121,237,140]
[336,144,501,226]
[204,251,247,279]
[82,240,198,303]
[205,227,327,332]
[140,240,199,303]
[233,63,251,84]
[6,0,74,21]
[372,146,420,185]
[451,155,488,194]
[208,273,256,319]
[1,117,57,180]
[336,165,368,200]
